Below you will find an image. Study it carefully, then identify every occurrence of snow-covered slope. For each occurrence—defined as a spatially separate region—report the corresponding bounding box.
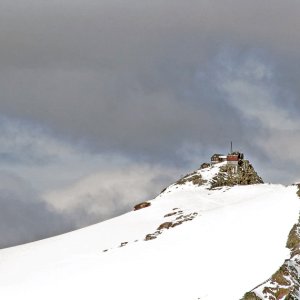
[0,163,299,300]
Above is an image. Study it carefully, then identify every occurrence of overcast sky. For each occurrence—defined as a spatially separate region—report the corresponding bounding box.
[1,0,300,248]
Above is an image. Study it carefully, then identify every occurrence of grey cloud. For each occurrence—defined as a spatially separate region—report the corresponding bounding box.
[215,53,300,183]
[1,0,298,163]
[0,119,181,247]
[0,161,177,248]
[0,66,245,163]
[43,164,179,228]
[0,0,300,246]
[0,172,72,248]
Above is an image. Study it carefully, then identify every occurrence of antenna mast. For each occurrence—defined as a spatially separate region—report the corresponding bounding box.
[230,141,233,153]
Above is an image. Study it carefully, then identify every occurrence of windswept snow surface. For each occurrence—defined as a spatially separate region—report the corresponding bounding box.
[0,164,299,300]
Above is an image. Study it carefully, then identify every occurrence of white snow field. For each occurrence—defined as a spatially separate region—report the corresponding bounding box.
[0,163,299,300]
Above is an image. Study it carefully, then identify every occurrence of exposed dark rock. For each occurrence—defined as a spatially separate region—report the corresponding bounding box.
[296,184,300,198]
[164,212,177,218]
[241,217,300,299]
[176,172,207,186]
[287,224,300,255]
[134,201,151,211]
[200,163,210,169]
[157,222,173,230]
[241,292,262,300]
[176,172,196,185]
[271,265,292,286]
[210,160,263,189]
[145,231,161,241]
[160,187,167,194]
[120,242,128,247]
[145,211,198,242]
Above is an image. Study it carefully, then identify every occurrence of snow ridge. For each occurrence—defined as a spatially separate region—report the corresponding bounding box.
[0,161,299,300]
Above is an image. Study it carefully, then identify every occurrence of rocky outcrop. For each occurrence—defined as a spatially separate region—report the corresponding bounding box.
[176,171,207,186]
[157,222,173,230]
[200,163,210,169]
[242,292,262,300]
[171,155,262,190]
[134,201,151,211]
[210,160,263,189]
[144,209,198,241]
[296,184,300,198]
[241,216,300,300]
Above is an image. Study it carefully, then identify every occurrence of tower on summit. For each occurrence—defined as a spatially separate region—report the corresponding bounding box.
[210,143,244,173]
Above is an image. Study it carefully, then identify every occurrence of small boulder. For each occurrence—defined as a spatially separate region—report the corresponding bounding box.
[157,222,173,230]
[120,242,128,247]
[164,212,177,218]
[134,201,151,211]
[144,231,161,241]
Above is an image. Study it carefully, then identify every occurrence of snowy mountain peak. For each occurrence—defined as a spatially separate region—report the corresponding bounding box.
[0,153,299,300]
[160,154,263,196]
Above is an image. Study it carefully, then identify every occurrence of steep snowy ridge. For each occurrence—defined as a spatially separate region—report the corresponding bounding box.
[242,186,300,300]
[0,162,299,300]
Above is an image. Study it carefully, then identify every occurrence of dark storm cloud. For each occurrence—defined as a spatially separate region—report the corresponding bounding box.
[1,0,300,164]
[1,0,300,247]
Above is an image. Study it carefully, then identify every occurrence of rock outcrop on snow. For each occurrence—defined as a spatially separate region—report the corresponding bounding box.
[175,171,207,186]
[241,221,300,299]
[170,155,263,191]
[296,184,300,198]
[210,160,263,189]
[144,210,198,241]
[241,192,300,300]
[134,201,151,211]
